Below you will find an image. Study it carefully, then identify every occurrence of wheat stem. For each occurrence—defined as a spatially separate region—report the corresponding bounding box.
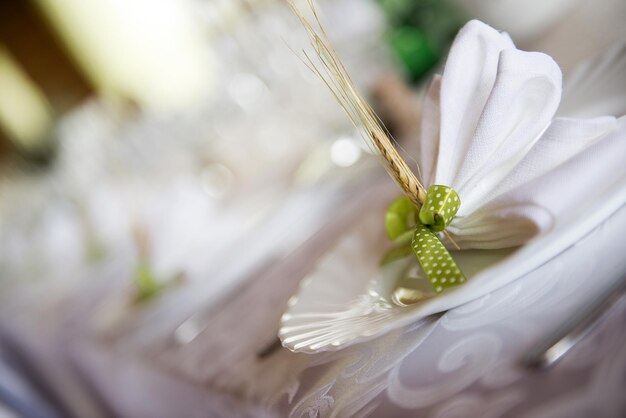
[288,0,426,207]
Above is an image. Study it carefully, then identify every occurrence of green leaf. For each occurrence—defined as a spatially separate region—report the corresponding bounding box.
[388,26,439,81]
[134,261,163,302]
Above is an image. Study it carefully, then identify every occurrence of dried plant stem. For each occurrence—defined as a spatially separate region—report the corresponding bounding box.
[288,0,426,207]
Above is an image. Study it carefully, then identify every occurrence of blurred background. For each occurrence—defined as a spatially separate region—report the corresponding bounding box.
[0,0,625,417]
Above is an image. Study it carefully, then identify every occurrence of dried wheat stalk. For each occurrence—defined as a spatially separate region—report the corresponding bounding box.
[288,0,426,207]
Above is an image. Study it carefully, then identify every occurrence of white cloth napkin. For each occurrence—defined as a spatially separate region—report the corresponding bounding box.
[415,20,626,249]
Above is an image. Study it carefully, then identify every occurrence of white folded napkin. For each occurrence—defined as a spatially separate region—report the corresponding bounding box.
[415,20,626,249]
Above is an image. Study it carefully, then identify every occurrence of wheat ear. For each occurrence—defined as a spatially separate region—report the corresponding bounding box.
[288,0,426,207]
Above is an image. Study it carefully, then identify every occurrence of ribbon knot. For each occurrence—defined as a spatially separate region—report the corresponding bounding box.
[385,185,466,294]
[418,185,460,232]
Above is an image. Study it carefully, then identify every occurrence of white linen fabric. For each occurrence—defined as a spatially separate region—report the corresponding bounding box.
[62,202,626,418]
[415,20,626,249]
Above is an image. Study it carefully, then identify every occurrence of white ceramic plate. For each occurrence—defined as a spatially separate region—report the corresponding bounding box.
[279,178,626,353]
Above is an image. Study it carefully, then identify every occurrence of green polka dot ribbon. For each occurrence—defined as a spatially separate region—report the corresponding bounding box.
[384,185,465,294]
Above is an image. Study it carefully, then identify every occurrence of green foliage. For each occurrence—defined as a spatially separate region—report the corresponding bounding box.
[376,0,464,82]
[134,261,164,302]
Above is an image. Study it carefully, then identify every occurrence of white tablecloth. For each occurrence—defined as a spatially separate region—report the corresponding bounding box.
[57,188,626,418]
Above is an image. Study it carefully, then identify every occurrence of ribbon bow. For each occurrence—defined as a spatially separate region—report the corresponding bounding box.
[385,185,466,293]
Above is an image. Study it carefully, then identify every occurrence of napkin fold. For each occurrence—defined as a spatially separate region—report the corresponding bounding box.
[415,20,626,249]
